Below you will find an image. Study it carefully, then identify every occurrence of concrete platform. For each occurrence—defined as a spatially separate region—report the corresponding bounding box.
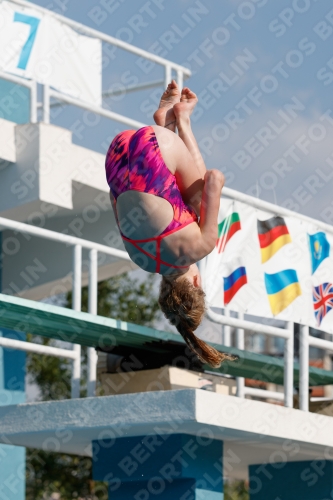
[0,389,332,480]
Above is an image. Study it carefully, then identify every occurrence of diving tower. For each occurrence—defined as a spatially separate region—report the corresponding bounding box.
[1,1,333,499]
[1,282,333,497]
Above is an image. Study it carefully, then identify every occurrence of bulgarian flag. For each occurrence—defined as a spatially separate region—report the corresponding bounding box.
[216,212,241,253]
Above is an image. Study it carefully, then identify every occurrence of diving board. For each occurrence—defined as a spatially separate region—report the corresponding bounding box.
[1,389,333,480]
[0,292,332,386]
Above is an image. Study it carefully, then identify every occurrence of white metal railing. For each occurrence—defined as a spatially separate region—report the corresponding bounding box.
[223,186,333,236]
[2,0,191,130]
[243,387,285,402]
[0,215,131,399]
[202,187,333,410]
[0,335,77,359]
[299,326,333,412]
[42,86,146,129]
[0,211,331,407]
[203,267,295,408]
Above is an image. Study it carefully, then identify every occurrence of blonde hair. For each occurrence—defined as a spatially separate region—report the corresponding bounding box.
[159,276,233,368]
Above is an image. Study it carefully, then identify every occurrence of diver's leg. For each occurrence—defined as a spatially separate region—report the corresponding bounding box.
[153,122,206,216]
[153,80,180,133]
[174,87,206,179]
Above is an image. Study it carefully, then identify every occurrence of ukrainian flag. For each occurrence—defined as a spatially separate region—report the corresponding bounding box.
[265,269,301,316]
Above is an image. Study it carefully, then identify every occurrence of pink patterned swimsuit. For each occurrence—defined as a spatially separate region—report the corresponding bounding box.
[105,126,198,273]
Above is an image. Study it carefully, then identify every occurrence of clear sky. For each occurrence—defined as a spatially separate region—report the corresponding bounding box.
[30,0,333,222]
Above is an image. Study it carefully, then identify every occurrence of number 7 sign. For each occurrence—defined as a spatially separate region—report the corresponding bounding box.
[13,12,40,70]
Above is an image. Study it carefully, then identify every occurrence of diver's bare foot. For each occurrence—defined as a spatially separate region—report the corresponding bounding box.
[153,80,180,132]
[173,87,198,123]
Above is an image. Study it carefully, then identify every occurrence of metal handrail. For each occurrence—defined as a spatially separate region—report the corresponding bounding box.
[9,0,191,76]
[0,216,130,260]
[0,336,77,359]
[0,216,131,399]
[206,307,294,408]
[244,387,285,402]
[2,0,191,129]
[44,87,146,129]
[223,186,333,236]
[203,188,333,411]
[200,253,295,408]
[206,308,290,339]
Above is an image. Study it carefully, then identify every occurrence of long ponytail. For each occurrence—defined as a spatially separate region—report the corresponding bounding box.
[176,321,232,368]
[159,276,234,368]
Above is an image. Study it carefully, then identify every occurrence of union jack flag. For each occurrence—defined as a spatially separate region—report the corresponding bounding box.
[313,283,333,326]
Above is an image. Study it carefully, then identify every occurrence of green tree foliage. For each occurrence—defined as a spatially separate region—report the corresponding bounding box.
[224,480,249,500]
[26,273,161,500]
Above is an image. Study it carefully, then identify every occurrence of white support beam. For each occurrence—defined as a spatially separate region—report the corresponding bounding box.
[49,88,146,130]
[42,84,50,124]
[206,307,290,339]
[309,335,333,352]
[300,325,309,412]
[0,337,77,359]
[236,312,245,398]
[87,249,98,398]
[284,322,294,408]
[71,245,82,399]
[244,387,284,402]
[176,69,183,89]
[165,65,172,89]
[223,309,231,347]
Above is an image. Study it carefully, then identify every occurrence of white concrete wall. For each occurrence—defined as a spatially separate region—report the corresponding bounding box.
[0,122,136,298]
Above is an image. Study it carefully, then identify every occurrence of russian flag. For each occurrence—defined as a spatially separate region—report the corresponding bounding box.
[223,258,247,305]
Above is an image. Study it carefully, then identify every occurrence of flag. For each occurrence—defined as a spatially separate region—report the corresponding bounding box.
[258,216,291,263]
[265,269,301,315]
[216,212,241,253]
[223,258,247,305]
[308,232,330,274]
[313,283,333,326]
[0,1,102,105]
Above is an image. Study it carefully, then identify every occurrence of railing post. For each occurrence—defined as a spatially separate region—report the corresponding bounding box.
[71,244,82,399]
[87,249,98,397]
[284,321,294,408]
[299,325,309,411]
[164,65,172,88]
[30,80,37,124]
[223,309,231,347]
[176,69,183,89]
[43,84,50,124]
[236,312,245,398]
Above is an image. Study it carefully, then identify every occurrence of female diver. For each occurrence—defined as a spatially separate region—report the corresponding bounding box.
[105,80,228,367]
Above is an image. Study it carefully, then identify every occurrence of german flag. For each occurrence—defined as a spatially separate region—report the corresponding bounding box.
[257,216,291,263]
[216,212,241,253]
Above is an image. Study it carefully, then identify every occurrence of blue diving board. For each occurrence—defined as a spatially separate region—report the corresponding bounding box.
[0,293,332,387]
